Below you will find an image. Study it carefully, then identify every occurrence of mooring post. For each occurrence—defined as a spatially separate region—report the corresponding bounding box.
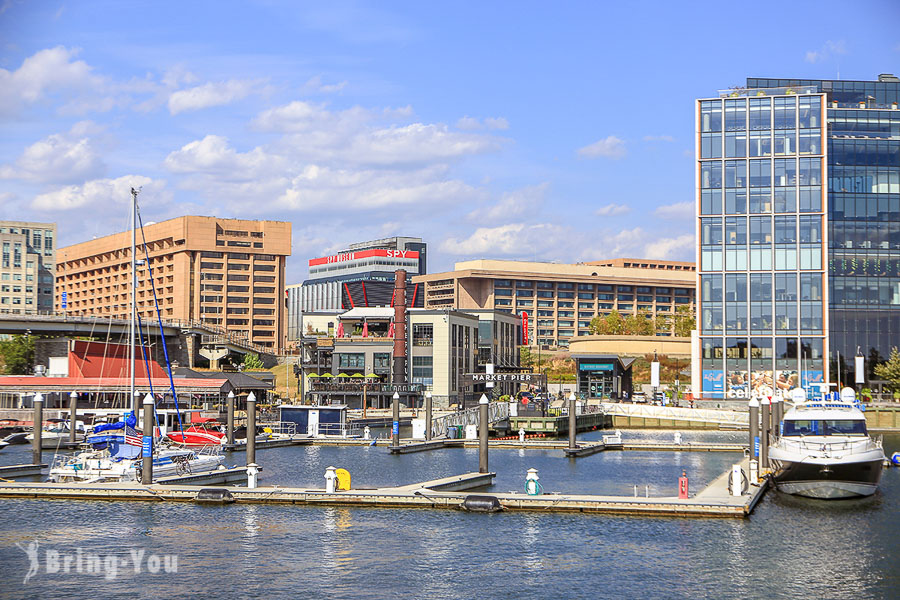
[479,394,489,473]
[32,393,43,466]
[568,391,577,450]
[68,391,78,444]
[246,392,257,466]
[142,393,154,484]
[425,390,433,442]
[772,396,782,438]
[392,391,400,448]
[748,398,760,469]
[760,397,771,470]
[226,390,235,446]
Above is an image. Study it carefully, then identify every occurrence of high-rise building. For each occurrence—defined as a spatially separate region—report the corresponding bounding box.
[287,236,426,340]
[415,258,696,349]
[696,74,900,400]
[56,216,291,350]
[0,221,56,313]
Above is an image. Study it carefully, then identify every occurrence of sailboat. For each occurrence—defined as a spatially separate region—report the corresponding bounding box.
[48,188,225,483]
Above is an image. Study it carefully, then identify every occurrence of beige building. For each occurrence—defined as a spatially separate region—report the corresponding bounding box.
[0,221,56,314]
[56,216,291,350]
[415,258,696,348]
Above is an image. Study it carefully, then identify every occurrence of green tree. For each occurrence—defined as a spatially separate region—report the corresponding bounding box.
[589,310,626,335]
[624,310,656,336]
[672,304,696,337]
[0,334,35,375]
[874,347,900,391]
[520,346,534,370]
[242,353,265,370]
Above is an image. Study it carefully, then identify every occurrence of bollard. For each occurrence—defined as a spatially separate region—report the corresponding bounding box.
[633,484,638,498]
[760,398,771,469]
[568,392,577,450]
[363,426,371,440]
[325,466,337,493]
[247,392,257,467]
[142,393,154,485]
[678,470,689,499]
[425,391,433,442]
[674,431,683,445]
[32,393,43,466]
[730,464,743,496]
[247,463,259,489]
[525,468,541,495]
[479,394,489,474]
[772,396,783,438]
[645,484,649,498]
[518,427,526,443]
[392,391,400,449]
[749,398,760,462]
[68,391,78,444]
[749,458,759,484]
[226,390,235,446]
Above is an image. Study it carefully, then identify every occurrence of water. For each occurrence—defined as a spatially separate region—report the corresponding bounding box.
[1,431,899,599]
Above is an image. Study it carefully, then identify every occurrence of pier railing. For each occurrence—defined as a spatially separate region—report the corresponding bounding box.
[600,402,749,427]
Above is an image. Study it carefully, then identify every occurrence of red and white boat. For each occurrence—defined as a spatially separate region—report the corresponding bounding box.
[166,420,226,446]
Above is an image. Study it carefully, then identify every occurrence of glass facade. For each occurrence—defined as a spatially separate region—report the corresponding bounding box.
[748,77,900,383]
[698,90,827,398]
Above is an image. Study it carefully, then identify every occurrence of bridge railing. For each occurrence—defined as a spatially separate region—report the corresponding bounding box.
[431,401,509,438]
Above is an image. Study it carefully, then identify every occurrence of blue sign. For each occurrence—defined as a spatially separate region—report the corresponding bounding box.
[702,370,725,393]
[142,436,152,457]
[580,363,614,371]
[753,436,759,458]
[61,291,67,309]
[392,421,399,436]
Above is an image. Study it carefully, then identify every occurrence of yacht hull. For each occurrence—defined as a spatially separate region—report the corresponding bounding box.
[772,458,883,499]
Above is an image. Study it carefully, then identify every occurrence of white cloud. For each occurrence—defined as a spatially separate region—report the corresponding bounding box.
[595,203,630,217]
[163,135,281,179]
[0,46,105,117]
[456,116,510,131]
[654,201,693,219]
[468,183,548,221]
[0,121,106,184]
[440,223,564,256]
[644,234,695,260]
[643,135,675,142]
[577,135,626,159]
[167,79,262,114]
[302,75,348,94]
[31,175,166,211]
[805,40,847,64]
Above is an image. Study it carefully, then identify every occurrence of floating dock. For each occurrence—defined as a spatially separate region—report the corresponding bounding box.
[0,463,46,478]
[0,461,768,518]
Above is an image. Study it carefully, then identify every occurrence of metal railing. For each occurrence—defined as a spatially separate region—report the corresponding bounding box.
[775,436,882,456]
[431,402,509,439]
[600,402,749,426]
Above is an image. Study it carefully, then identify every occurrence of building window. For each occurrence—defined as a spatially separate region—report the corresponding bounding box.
[413,323,433,346]
[412,356,433,385]
[338,353,365,370]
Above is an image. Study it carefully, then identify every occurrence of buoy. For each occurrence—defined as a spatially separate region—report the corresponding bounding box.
[892,452,900,466]
[459,495,503,513]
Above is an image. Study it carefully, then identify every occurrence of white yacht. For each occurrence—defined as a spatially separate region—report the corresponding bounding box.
[25,420,86,448]
[48,443,224,483]
[769,398,884,499]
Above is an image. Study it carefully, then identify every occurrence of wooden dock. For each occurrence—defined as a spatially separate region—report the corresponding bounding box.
[0,463,46,478]
[0,460,768,518]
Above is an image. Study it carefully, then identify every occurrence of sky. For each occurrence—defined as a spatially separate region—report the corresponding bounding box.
[1,0,898,283]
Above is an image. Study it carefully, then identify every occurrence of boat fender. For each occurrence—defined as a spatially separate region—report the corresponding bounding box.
[459,495,504,513]
[195,488,236,504]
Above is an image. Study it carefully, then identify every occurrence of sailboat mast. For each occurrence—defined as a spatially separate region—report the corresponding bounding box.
[130,187,138,414]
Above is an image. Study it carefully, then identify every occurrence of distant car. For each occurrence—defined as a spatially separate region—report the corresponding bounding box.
[516,391,534,403]
[631,393,647,404]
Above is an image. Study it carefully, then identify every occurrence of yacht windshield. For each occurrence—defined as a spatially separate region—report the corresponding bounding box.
[783,419,868,436]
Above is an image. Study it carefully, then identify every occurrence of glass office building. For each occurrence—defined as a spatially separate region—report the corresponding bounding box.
[697,74,900,398]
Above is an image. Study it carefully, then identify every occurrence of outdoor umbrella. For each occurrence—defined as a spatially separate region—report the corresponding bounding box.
[387,321,394,338]
[336,322,344,337]
[362,321,368,337]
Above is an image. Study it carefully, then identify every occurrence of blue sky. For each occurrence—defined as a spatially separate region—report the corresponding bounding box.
[1,0,898,282]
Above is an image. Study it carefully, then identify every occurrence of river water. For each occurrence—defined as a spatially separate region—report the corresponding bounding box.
[1,430,898,599]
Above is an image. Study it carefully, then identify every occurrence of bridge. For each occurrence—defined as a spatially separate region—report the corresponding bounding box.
[0,312,276,367]
[431,402,510,439]
[599,402,749,429]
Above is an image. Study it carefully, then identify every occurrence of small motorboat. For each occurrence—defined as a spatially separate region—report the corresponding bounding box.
[166,422,226,447]
[25,420,86,448]
[2,431,29,445]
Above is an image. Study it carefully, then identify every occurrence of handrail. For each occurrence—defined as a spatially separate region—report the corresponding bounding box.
[600,402,749,426]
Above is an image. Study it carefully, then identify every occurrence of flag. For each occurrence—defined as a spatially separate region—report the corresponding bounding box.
[125,425,142,447]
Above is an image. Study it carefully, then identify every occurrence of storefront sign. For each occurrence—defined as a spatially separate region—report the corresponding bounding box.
[309,249,420,267]
[464,373,545,384]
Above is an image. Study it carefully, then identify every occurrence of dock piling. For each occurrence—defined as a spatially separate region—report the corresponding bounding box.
[568,392,576,451]
[392,391,400,449]
[479,394,489,474]
[32,393,43,466]
[68,391,78,444]
[760,398,770,469]
[142,393,154,484]
[748,398,759,467]
[247,392,257,466]
[226,390,235,446]
[425,391,433,442]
